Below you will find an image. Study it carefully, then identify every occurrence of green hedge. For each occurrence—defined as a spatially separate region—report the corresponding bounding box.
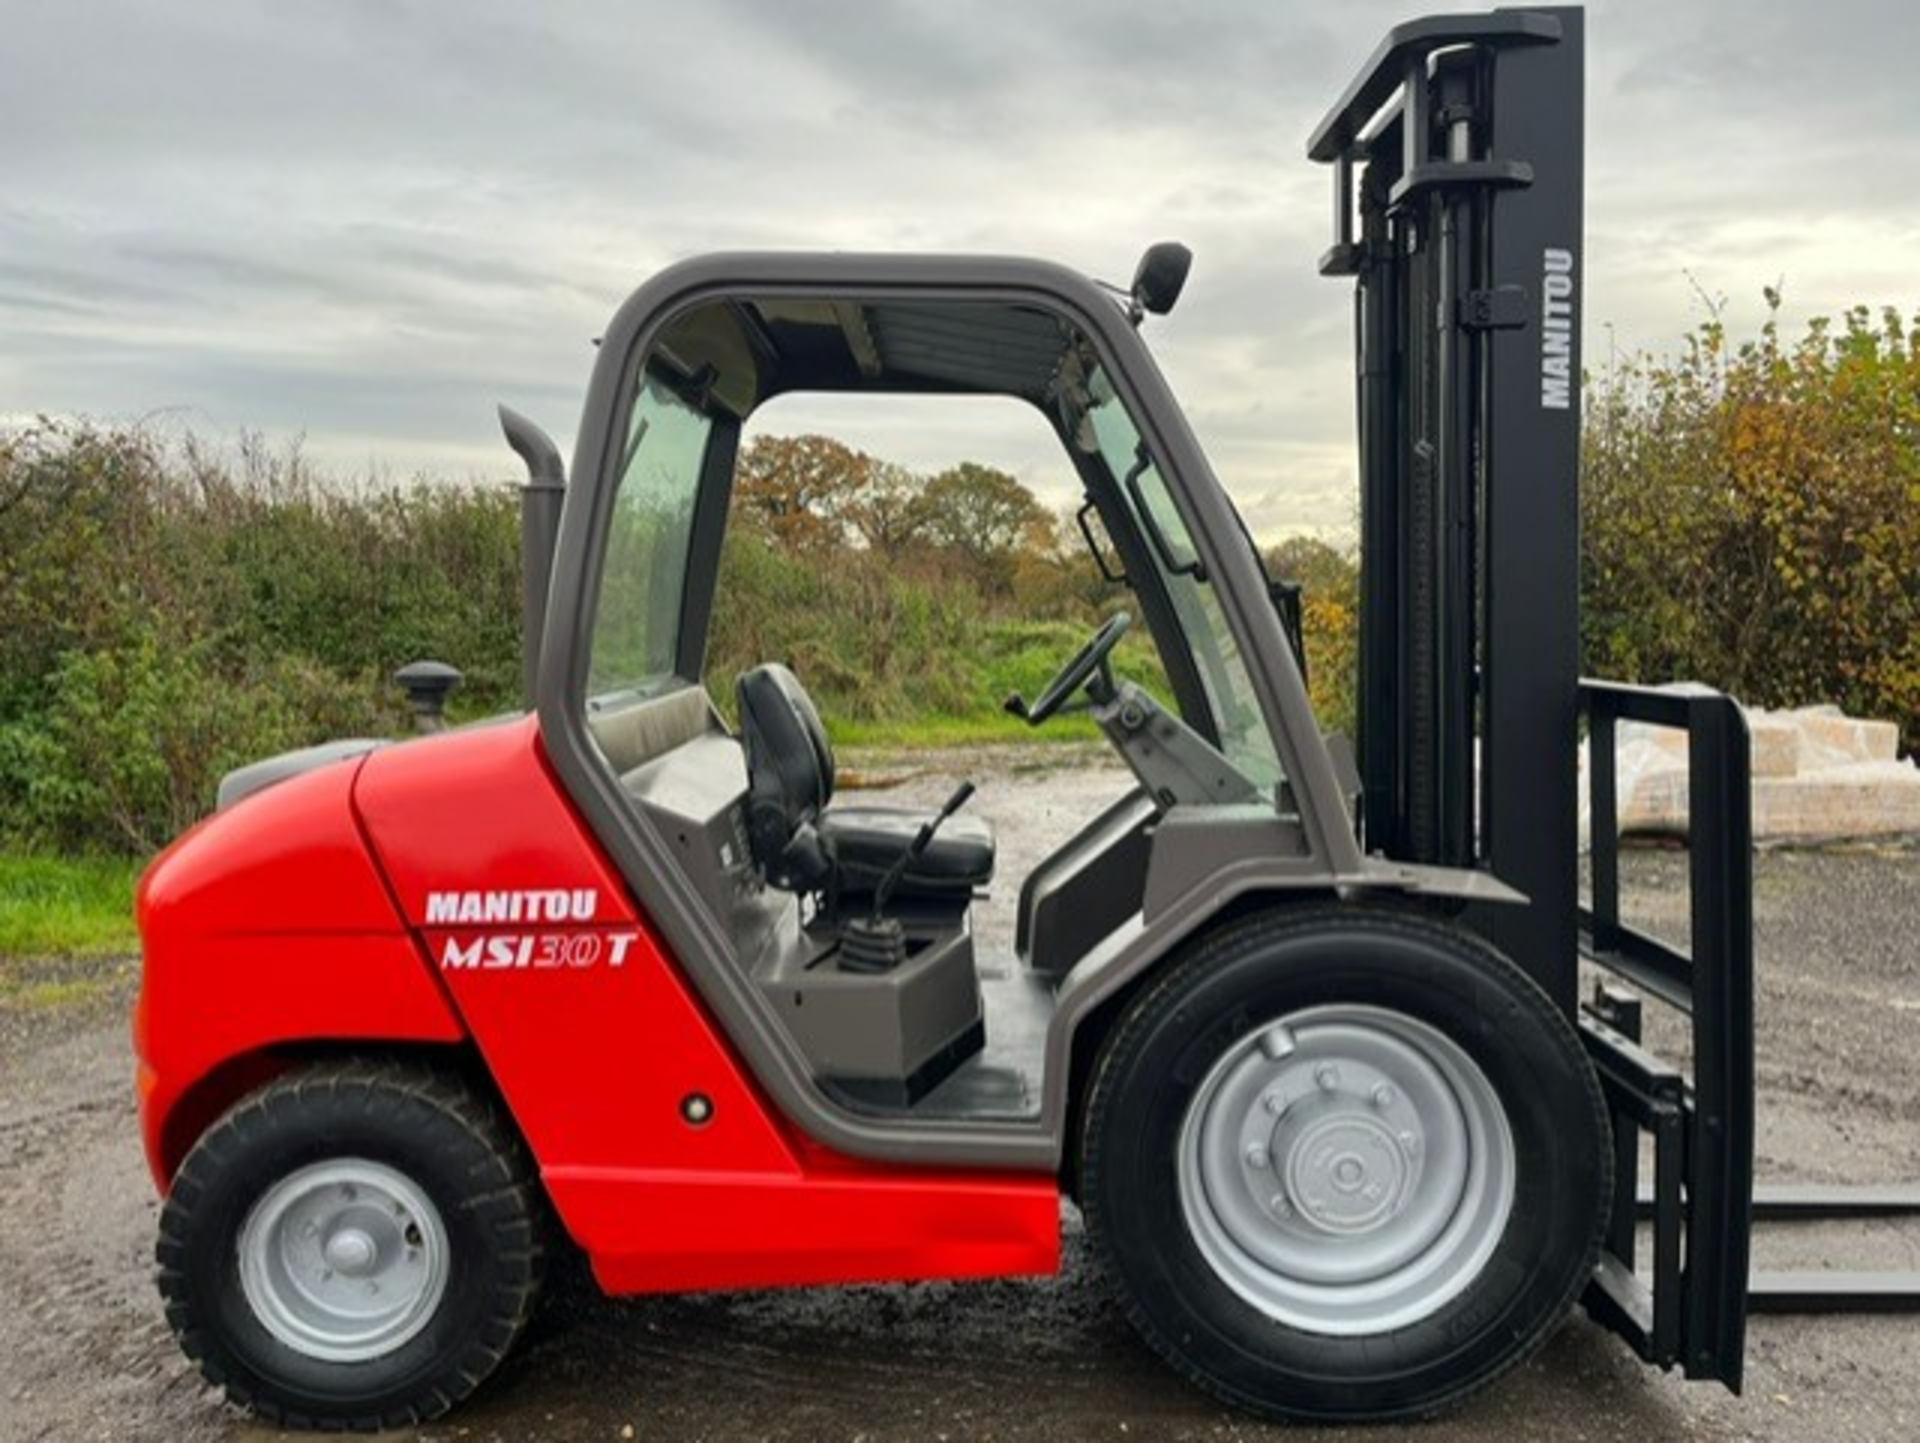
[10,298,1911,858]
[1583,302,1920,751]
[0,424,520,852]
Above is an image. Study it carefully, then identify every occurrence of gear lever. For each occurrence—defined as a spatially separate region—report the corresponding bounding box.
[838,782,976,974]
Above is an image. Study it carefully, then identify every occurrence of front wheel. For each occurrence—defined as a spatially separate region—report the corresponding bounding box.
[1080,907,1609,1423]
[157,1060,545,1430]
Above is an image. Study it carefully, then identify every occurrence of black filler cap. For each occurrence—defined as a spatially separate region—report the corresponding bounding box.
[394,660,464,733]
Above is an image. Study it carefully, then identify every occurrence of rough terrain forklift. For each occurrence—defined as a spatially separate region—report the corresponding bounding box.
[136,8,1766,1429]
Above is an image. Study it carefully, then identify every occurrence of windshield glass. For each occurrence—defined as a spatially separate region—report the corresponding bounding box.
[1083,365,1284,790]
[586,369,713,699]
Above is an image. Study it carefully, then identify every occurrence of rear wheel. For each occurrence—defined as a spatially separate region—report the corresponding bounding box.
[1080,907,1609,1422]
[157,1060,544,1430]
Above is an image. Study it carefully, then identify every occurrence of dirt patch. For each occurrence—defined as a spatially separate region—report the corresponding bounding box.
[2,759,1915,1442]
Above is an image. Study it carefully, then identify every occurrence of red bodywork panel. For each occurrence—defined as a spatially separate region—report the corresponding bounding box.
[135,757,466,1184]
[138,715,1058,1294]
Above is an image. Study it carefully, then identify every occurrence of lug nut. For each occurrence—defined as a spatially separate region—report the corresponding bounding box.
[1262,1090,1287,1116]
[1245,1143,1271,1169]
[1270,1194,1292,1218]
[1315,1064,1341,1092]
[1372,1083,1396,1109]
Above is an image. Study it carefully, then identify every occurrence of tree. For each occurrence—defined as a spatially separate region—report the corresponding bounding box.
[841,458,927,558]
[1005,505,1117,621]
[1582,298,1920,749]
[732,434,870,550]
[1264,536,1359,739]
[914,462,1052,595]
[1264,535,1357,599]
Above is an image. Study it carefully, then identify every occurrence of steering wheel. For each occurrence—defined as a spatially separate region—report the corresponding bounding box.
[1009,611,1133,726]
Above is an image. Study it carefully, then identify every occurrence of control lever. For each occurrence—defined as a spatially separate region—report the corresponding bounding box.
[870,781,974,915]
[1004,691,1094,722]
[838,781,976,974]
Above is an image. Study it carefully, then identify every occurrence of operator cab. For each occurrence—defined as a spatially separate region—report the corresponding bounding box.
[544,252,1348,1122]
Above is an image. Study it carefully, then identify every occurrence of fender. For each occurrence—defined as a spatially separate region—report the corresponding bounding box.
[134,753,465,1188]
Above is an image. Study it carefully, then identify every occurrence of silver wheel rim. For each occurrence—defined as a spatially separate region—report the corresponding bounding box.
[237,1158,450,1363]
[1176,1004,1516,1336]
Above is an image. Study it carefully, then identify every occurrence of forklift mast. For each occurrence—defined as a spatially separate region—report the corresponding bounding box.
[1310,9,1758,1388]
[1311,9,1583,1004]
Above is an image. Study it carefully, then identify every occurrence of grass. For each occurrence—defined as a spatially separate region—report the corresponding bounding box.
[827,624,1170,749]
[832,711,1107,749]
[0,853,143,961]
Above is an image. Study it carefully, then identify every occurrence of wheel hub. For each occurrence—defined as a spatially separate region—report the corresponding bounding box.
[1178,1004,1516,1335]
[321,1226,380,1276]
[238,1159,450,1363]
[1281,1112,1409,1232]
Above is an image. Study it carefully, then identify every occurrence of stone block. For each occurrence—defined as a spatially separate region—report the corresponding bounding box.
[1746,716,1802,779]
[1580,701,1920,848]
[1752,762,1920,842]
[1796,712,1901,766]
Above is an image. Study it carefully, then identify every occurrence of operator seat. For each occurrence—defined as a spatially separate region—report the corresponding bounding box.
[735,663,995,905]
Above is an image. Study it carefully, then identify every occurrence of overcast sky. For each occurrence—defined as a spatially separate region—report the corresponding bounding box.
[5,1,1916,539]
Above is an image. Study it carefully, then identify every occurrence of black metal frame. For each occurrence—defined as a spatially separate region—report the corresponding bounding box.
[1640,1186,1920,1313]
[1585,684,1920,1327]
[1579,680,1754,1386]
[1311,9,1585,1006]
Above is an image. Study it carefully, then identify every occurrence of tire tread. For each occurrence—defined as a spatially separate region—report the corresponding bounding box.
[1079,905,1611,1424]
[156,1057,546,1432]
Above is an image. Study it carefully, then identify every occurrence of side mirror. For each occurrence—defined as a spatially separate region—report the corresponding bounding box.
[1267,578,1309,691]
[1131,241,1193,321]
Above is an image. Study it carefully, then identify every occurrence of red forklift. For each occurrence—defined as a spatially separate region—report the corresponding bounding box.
[137,8,1773,1429]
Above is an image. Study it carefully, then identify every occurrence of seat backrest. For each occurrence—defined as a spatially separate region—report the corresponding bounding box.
[735,663,836,889]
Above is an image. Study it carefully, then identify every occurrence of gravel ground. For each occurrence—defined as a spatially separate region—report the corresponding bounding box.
[1,750,1915,1442]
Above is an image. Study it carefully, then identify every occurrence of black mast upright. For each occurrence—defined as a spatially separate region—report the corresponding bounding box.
[1310,8,1583,1009]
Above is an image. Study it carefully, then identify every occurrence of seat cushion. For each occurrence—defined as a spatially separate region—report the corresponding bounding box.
[820,808,996,896]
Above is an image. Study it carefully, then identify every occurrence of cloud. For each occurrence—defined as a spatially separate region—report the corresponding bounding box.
[3,0,1916,535]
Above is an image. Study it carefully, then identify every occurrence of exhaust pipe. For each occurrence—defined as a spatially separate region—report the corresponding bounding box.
[498,405,567,708]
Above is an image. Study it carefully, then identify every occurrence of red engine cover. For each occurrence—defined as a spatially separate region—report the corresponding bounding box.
[135,754,465,1186]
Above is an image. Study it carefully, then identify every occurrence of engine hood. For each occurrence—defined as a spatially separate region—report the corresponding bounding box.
[215,738,387,810]
[135,737,470,1192]
[139,750,401,942]
[352,714,628,931]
